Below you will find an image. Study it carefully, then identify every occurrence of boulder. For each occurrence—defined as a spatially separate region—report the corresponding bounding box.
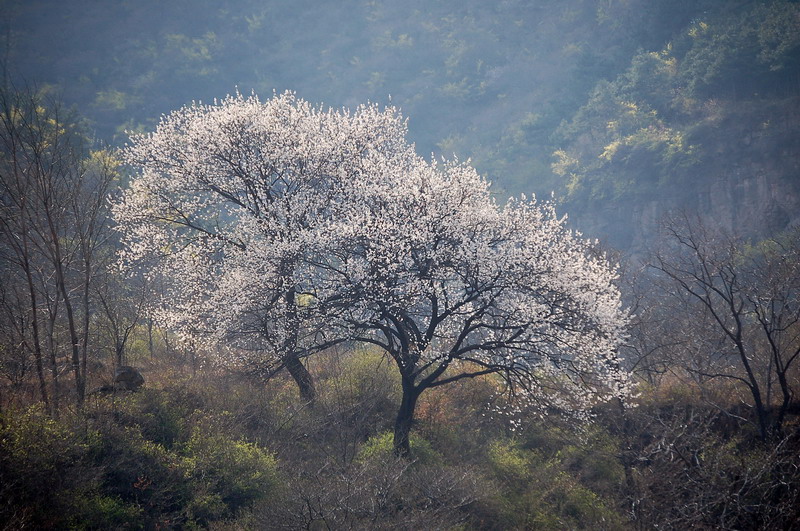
[114,365,145,391]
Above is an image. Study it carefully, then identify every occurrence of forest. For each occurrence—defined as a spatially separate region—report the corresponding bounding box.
[1,0,799,529]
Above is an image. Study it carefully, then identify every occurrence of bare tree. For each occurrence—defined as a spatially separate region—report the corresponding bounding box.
[0,261,39,400]
[95,269,148,368]
[1,86,56,409]
[652,214,800,440]
[0,85,117,409]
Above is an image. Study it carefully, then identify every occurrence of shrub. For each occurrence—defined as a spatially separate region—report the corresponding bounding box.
[89,423,190,526]
[0,405,91,527]
[357,430,441,465]
[70,493,144,530]
[484,436,626,530]
[113,385,204,448]
[182,426,280,525]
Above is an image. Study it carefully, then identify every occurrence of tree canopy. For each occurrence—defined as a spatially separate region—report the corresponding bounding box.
[115,91,631,453]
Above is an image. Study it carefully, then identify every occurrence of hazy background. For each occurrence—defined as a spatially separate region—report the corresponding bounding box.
[4,0,799,249]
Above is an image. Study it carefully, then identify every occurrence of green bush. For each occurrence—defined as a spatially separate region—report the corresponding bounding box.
[89,423,190,526]
[0,406,92,527]
[0,384,283,529]
[357,430,441,465]
[556,428,626,496]
[182,426,280,524]
[70,493,144,530]
[484,436,626,530]
[487,439,537,483]
[114,386,203,448]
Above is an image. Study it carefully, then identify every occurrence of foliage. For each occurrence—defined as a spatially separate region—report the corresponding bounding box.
[554,0,800,248]
[0,405,89,520]
[483,437,625,529]
[70,494,144,530]
[4,0,724,199]
[0,386,281,529]
[357,430,440,465]
[3,339,799,528]
[3,2,800,528]
[182,425,279,524]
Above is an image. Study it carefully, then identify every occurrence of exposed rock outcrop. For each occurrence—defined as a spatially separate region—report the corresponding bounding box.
[114,365,145,391]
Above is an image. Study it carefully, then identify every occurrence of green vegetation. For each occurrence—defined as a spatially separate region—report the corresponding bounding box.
[554,1,800,247]
[0,387,280,528]
[3,343,797,528]
[0,0,733,192]
[5,0,797,248]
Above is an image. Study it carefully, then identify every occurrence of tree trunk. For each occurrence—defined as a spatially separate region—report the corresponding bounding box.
[282,285,316,403]
[21,243,49,411]
[51,236,84,409]
[80,259,91,397]
[46,306,60,418]
[62,288,84,409]
[393,377,421,457]
[148,319,155,358]
[43,198,85,409]
[116,339,125,367]
[285,353,316,403]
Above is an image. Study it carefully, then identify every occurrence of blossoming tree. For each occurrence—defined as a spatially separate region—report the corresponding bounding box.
[316,157,632,454]
[114,91,414,401]
[115,91,631,453]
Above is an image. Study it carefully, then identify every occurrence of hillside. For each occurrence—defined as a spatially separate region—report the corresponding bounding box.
[554,1,800,249]
[6,1,797,249]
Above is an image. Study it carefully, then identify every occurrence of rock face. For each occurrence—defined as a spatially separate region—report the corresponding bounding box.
[573,165,800,255]
[699,169,799,237]
[114,366,145,391]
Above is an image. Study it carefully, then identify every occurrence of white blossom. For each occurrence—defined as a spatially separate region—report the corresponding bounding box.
[114,90,632,421]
